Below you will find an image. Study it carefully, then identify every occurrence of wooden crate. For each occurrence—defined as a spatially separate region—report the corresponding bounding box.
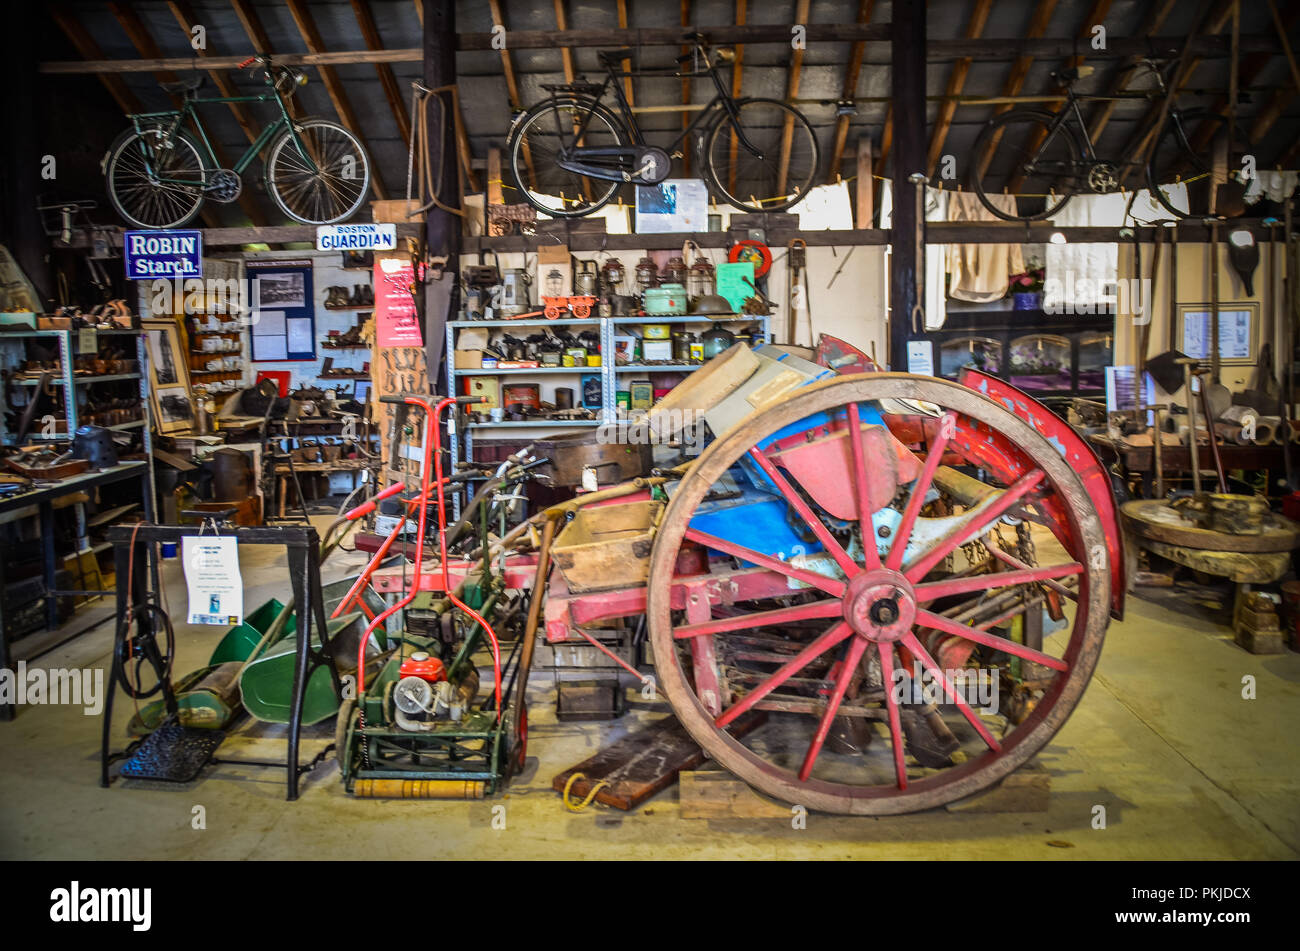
[550,499,660,593]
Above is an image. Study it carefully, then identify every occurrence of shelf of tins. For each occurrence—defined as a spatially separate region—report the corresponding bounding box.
[444,312,770,493]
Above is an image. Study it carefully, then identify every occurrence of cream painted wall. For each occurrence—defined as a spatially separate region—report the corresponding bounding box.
[1116,235,1288,402]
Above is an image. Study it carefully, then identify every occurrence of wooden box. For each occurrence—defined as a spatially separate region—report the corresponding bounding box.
[551,499,660,592]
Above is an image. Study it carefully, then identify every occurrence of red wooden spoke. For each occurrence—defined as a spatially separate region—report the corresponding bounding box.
[903,469,1047,583]
[876,641,908,790]
[913,562,1083,602]
[982,538,1079,602]
[673,598,843,640]
[916,608,1069,672]
[900,631,1002,751]
[715,621,853,728]
[846,402,882,571]
[798,637,868,781]
[684,528,848,598]
[885,410,956,571]
[748,447,860,578]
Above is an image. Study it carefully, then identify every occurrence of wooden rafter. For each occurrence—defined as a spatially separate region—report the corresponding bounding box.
[681,0,692,175]
[973,0,1060,181]
[44,28,1284,72]
[553,0,575,83]
[48,4,224,228]
[283,0,388,199]
[1006,0,1114,193]
[925,0,993,178]
[108,2,266,227]
[166,1,259,148]
[617,0,636,108]
[351,0,411,148]
[1086,0,1178,142]
[777,0,812,197]
[413,0,423,29]
[725,0,746,194]
[1112,0,1235,181]
[829,0,875,181]
[489,0,534,193]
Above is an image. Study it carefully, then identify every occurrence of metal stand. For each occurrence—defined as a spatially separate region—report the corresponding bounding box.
[101,523,337,800]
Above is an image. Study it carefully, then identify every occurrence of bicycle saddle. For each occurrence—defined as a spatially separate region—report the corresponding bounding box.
[597,48,633,65]
[1052,65,1094,85]
[160,75,204,97]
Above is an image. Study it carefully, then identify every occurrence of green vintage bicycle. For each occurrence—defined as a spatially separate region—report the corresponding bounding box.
[103,55,372,229]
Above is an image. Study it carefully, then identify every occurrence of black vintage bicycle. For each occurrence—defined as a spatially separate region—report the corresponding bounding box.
[103,55,371,229]
[506,34,819,217]
[969,59,1253,222]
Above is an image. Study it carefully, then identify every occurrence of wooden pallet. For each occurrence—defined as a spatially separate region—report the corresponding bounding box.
[552,713,762,811]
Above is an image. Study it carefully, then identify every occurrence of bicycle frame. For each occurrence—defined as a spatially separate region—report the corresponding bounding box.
[550,45,764,179]
[126,81,318,185]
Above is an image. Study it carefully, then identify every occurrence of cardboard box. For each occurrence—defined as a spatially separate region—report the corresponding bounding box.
[537,243,572,298]
[454,349,485,369]
[370,199,421,223]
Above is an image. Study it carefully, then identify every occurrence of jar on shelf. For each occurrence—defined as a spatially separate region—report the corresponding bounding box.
[663,255,687,286]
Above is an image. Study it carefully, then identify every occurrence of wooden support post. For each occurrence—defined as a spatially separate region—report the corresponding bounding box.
[855,136,873,228]
[888,0,925,372]
[423,0,459,383]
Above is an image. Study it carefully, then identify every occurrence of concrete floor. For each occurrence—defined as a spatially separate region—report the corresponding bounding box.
[2,518,1298,860]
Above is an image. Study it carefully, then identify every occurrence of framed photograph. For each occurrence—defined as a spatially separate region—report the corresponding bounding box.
[1177,302,1258,365]
[142,317,193,434]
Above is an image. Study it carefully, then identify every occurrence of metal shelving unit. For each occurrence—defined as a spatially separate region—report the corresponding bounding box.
[445,313,770,490]
[0,326,156,642]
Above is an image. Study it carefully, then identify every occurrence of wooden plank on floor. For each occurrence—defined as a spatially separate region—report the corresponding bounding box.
[551,713,762,810]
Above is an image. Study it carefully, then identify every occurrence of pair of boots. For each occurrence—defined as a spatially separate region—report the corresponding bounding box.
[326,284,373,308]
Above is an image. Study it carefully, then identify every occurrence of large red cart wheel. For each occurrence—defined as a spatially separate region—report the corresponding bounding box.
[647,374,1110,814]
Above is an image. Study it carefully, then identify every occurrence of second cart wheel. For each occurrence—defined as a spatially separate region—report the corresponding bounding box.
[570,301,591,319]
[647,373,1111,814]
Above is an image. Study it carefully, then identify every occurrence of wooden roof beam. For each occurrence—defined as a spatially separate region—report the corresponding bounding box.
[283,0,389,199]
[972,0,1060,182]
[49,4,223,229]
[925,0,993,178]
[108,1,267,227]
[1005,0,1114,193]
[351,0,411,148]
[776,0,812,197]
[166,1,260,148]
[828,0,875,181]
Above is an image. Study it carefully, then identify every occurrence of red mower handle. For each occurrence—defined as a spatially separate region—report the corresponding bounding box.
[238,56,257,68]
[342,480,404,520]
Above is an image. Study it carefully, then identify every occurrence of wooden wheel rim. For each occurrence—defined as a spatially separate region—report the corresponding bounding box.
[647,374,1110,815]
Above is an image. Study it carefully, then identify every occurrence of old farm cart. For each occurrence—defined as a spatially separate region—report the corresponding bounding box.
[543,366,1123,814]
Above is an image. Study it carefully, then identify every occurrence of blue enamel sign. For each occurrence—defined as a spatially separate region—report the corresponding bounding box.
[124,230,204,280]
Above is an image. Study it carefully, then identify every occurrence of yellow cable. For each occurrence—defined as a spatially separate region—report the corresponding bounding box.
[562,772,611,812]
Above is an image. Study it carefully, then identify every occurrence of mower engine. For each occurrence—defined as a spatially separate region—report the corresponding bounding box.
[390,652,480,732]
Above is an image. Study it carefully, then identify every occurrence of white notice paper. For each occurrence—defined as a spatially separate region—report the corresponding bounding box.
[183,535,244,625]
[906,340,935,376]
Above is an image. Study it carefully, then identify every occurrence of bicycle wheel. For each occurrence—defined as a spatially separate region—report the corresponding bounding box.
[1146,109,1253,219]
[265,119,372,224]
[507,97,627,217]
[970,110,1082,221]
[104,125,208,229]
[705,98,819,212]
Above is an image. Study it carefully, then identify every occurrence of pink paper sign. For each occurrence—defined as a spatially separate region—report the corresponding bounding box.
[374,257,423,348]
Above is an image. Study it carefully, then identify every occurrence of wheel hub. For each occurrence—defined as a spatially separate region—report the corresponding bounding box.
[844,569,916,642]
[1087,162,1118,192]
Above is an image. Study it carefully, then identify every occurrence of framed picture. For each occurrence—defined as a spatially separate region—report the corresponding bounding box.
[142,317,193,434]
[1177,302,1258,365]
